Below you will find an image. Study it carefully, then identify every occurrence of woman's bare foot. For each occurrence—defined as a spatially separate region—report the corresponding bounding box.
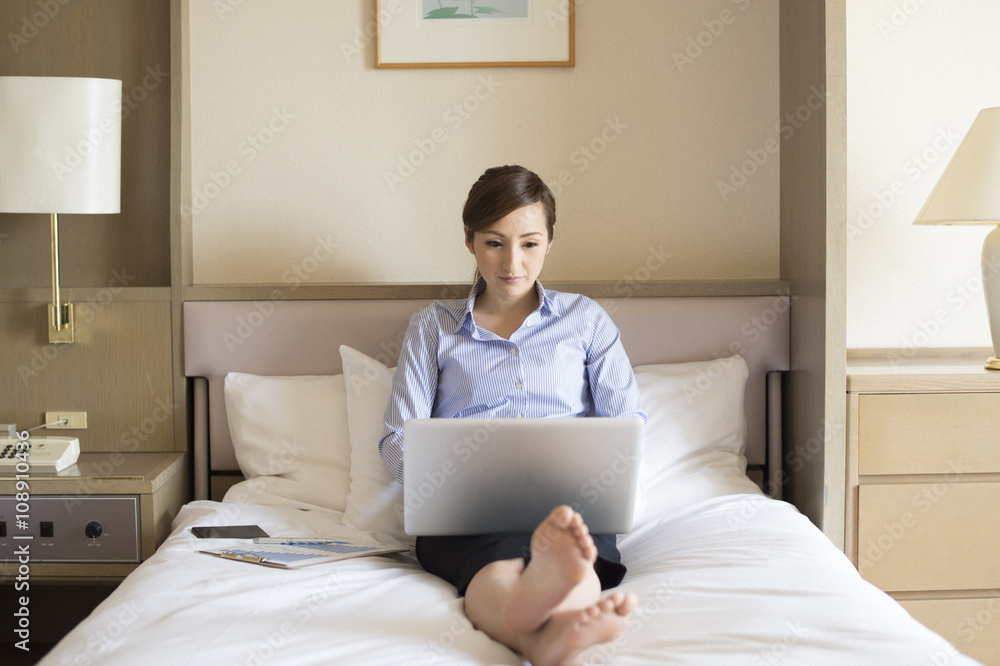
[503,506,599,634]
[525,592,637,666]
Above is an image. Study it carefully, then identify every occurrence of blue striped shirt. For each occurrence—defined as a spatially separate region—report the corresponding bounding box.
[379,279,646,483]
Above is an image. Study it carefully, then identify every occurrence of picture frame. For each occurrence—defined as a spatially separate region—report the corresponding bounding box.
[375,0,575,69]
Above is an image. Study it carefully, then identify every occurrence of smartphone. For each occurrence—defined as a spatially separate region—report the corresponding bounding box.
[190,525,269,539]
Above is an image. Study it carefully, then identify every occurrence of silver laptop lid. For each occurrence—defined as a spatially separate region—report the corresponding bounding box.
[403,417,643,536]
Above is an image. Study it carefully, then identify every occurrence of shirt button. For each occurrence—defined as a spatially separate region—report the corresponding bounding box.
[509,347,518,356]
[515,382,523,390]
[516,413,524,418]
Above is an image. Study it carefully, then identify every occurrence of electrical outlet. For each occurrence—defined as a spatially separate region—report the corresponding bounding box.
[45,411,87,429]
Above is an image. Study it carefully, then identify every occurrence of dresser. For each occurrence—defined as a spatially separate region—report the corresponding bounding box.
[847,355,1000,665]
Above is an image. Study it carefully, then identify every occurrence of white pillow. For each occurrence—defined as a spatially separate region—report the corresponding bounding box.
[339,346,412,546]
[633,355,761,525]
[223,373,352,513]
[337,346,758,538]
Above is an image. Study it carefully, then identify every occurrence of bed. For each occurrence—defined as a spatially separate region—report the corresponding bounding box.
[39,285,981,665]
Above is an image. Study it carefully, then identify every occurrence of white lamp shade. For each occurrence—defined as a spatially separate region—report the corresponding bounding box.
[914,107,1000,226]
[0,76,121,214]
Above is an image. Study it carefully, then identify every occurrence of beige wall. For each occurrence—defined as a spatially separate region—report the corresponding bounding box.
[847,0,1000,350]
[184,0,780,286]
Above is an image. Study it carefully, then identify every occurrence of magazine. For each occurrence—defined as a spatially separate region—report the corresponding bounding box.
[199,539,408,569]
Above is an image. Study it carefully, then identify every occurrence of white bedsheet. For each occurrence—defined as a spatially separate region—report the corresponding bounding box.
[40,495,980,666]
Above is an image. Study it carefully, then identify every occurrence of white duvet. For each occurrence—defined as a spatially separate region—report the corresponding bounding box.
[39,492,980,666]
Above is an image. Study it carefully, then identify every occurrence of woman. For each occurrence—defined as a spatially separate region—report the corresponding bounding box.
[380,165,646,665]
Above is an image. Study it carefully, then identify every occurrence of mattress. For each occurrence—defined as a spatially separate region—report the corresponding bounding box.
[39,490,977,666]
[39,345,982,665]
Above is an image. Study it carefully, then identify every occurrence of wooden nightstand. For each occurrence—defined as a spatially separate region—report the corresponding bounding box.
[847,354,1000,665]
[0,452,187,582]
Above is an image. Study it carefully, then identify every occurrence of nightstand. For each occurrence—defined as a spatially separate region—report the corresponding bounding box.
[846,354,1000,665]
[0,452,187,582]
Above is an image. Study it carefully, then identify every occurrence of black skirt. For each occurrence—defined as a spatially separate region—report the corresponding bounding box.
[415,532,627,596]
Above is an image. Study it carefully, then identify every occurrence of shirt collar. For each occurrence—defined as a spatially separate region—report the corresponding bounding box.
[443,278,552,335]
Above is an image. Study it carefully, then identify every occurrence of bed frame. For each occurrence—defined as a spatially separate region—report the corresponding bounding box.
[183,284,790,502]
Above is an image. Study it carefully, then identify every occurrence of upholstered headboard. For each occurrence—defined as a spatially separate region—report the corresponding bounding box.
[184,286,790,500]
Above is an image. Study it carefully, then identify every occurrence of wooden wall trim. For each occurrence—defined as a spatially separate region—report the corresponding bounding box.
[182,280,791,302]
[0,287,172,303]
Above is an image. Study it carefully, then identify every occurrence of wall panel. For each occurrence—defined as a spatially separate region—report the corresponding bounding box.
[0,294,175,453]
[0,0,171,289]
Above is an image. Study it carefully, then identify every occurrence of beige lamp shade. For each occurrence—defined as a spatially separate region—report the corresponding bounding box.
[0,76,122,214]
[914,107,1000,226]
[913,107,1000,369]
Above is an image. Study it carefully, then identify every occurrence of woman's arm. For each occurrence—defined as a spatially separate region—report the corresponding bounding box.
[379,310,440,483]
[585,303,647,430]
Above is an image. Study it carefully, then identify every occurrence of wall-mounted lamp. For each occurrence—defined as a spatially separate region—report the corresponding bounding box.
[0,76,122,344]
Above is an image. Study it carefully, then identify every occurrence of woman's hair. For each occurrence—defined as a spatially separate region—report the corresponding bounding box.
[463,165,556,246]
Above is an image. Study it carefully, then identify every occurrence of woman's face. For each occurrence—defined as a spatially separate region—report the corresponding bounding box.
[466,202,552,305]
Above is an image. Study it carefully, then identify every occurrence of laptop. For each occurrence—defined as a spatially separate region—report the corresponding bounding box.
[402,417,644,536]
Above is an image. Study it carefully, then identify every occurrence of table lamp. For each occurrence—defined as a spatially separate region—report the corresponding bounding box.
[0,76,122,344]
[914,107,1000,370]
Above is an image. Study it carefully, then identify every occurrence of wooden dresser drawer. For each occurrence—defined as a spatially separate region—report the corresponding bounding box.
[857,482,1000,591]
[858,393,1000,475]
[900,597,1000,666]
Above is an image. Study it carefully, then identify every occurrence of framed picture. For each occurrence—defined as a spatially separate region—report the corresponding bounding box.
[375,0,575,69]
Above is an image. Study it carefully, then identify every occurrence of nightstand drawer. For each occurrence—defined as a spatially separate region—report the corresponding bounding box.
[900,597,1000,666]
[0,495,139,562]
[858,393,1000,475]
[857,482,1000,591]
